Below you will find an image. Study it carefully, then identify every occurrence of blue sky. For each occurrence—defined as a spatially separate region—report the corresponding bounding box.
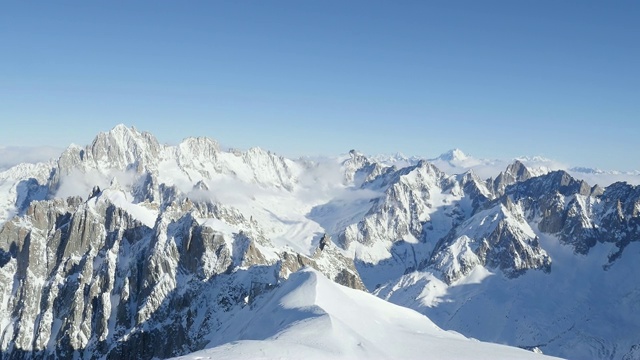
[1,1,638,170]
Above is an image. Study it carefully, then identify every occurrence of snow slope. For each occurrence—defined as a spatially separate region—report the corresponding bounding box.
[378,239,640,359]
[172,268,560,360]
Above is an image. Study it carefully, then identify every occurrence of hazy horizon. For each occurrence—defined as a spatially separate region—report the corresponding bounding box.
[2,1,638,171]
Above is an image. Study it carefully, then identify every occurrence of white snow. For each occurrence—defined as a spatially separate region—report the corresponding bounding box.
[424,149,640,186]
[171,268,560,360]
[379,224,640,359]
[97,189,158,228]
[1,125,638,359]
[198,218,238,237]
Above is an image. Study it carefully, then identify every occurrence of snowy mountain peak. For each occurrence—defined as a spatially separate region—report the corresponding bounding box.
[504,160,532,182]
[438,148,468,162]
[176,136,221,165]
[491,160,533,195]
[110,122,136,135]
[97,124,159,153]
[369,152,421,168]
[175,268,559,360]
[88,124,162,172]
[3,125,640,360]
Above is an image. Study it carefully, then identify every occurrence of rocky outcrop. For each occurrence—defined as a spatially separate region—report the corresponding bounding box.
[277,235,365,291]
[340,161,450,248]
[0,190,366,359]
[422,168,640,283]
[502,171,640,257]
[2,125,640,360]
[491,160,532,196]
[427,200,551,284]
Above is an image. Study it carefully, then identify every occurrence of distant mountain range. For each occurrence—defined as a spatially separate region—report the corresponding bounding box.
[0,125,638,359]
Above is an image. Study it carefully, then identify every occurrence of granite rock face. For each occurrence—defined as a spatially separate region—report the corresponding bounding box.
[0,193,365,359]
[426,198,551,284]
[0,126,366,359]
[491,160,533,196]
[421,169,640,284]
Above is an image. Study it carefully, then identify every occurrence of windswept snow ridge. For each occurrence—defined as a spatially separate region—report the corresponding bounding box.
[172,269,559,360]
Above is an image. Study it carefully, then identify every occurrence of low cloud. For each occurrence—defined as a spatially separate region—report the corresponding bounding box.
[55,168,141,199]
[422,153,638,187]
[186,177,283,206]
[0,146,63,171]
[566,172,640,187]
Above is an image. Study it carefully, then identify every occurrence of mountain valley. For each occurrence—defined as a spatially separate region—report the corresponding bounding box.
[1,125,639,359]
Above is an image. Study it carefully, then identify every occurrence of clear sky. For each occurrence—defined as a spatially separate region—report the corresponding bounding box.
[1,1,638,170]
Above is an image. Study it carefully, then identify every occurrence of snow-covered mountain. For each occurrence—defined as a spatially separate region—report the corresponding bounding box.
[425,149,640,187]
[376,170,640,359]
[0,125,639,359]
[171,268,560,360]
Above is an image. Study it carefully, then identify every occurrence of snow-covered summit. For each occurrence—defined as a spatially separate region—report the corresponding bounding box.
[173,268,559,360]
[437,148,469,162]
[370,152,421,168]
[1,125,639,360]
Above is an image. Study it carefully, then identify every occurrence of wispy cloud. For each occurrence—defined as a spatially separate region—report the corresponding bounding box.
[566,171,640,187]
[0,146,63,171]
[375,150,640,187]
[55,168,141,199]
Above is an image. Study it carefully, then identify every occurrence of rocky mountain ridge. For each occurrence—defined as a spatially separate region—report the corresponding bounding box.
[0,125,639,359]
